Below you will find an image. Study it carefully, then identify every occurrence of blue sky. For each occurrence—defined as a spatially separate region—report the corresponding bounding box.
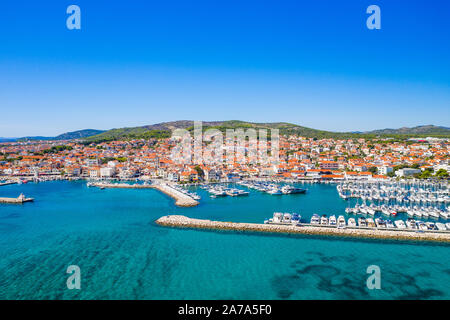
[0,0,449,136]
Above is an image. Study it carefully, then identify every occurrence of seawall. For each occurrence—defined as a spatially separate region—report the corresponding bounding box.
[153,185,199,207]
[156,215,450,243]
[0,196,34,204]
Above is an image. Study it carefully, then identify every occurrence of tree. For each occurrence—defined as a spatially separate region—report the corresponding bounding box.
[387,171,395,178]
[435,169,449,178]
[368,166,377,174]
[419,170,432,179]
[194,165,204,178]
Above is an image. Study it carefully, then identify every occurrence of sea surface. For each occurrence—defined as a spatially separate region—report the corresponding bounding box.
[0,181,448,299]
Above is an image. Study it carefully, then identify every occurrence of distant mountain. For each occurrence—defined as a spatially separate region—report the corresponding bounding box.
[54,129,106,140]
[4,123,449,144]
[0,137,17,143]
[365,125,450,136]
[14,129,106,142]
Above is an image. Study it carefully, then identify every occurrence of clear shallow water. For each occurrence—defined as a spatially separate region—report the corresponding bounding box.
[0,181,448,299]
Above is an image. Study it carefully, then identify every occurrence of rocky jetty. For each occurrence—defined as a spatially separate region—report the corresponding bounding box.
[156,215,450,243]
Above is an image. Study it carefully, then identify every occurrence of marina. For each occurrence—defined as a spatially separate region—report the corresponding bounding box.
[338,181,450,221]
[264,211,450,232]
[201,185,249,198]
[238,181,307,195]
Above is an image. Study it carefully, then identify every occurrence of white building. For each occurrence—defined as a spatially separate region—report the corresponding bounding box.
[167,172,179,182]
[100,167,115,178]
[395,168,421,177]
[89,169,100,178]
[378,165,393,175]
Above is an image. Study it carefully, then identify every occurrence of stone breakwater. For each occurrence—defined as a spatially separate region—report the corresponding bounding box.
[156,215,450,243]
[90,182,198,207]
[153,185,199,207]
[0,196,34,204]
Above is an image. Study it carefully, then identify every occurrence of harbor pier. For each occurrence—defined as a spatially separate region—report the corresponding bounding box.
[0,181,18,187]
[88,181,199,207]
[0,194,34,204]
[156,215,450,243]
[153,184,199,207]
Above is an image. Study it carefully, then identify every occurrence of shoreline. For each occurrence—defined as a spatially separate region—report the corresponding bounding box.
[91,182,153,189]
[155,215,450,243]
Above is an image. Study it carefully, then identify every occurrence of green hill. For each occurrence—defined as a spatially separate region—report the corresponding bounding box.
[365,125,450,136]
[84,121,450,142]
[54,129,105,140]
[84,120,362,142]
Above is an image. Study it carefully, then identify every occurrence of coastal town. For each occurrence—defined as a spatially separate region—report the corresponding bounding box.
[0,134,448,184]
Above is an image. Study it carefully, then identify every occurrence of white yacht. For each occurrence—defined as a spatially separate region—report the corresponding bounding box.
[375,218,386,228]
[425,222,436,230]
[310,214,320,225]
[406,219,417,230]
[435,222,446,231]
[394,220,406,229]
[329,215,337,226]
[347,218,356,227]
[337,215,346,228]
[273,212,283,223]
[366,218,376,228]
[320,215,329,225]
[358,217,367,227]
[283,213,292,224]
[417,222,428,231]
[268,188,283,195]
[386,220,395,229]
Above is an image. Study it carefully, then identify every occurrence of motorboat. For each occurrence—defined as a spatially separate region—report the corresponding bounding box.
[358,217,367,227]
[337,215,346,228]
[347,218,356,227]
[329,215,337,226]
[394,220,406,229]
[310,214,320,225]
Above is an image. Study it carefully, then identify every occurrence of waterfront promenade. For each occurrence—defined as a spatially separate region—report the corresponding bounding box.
[91,182,153,189]
[156,215,450,243]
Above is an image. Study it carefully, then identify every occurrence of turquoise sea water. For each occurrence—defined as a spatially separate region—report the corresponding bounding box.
[0,181,448,299]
